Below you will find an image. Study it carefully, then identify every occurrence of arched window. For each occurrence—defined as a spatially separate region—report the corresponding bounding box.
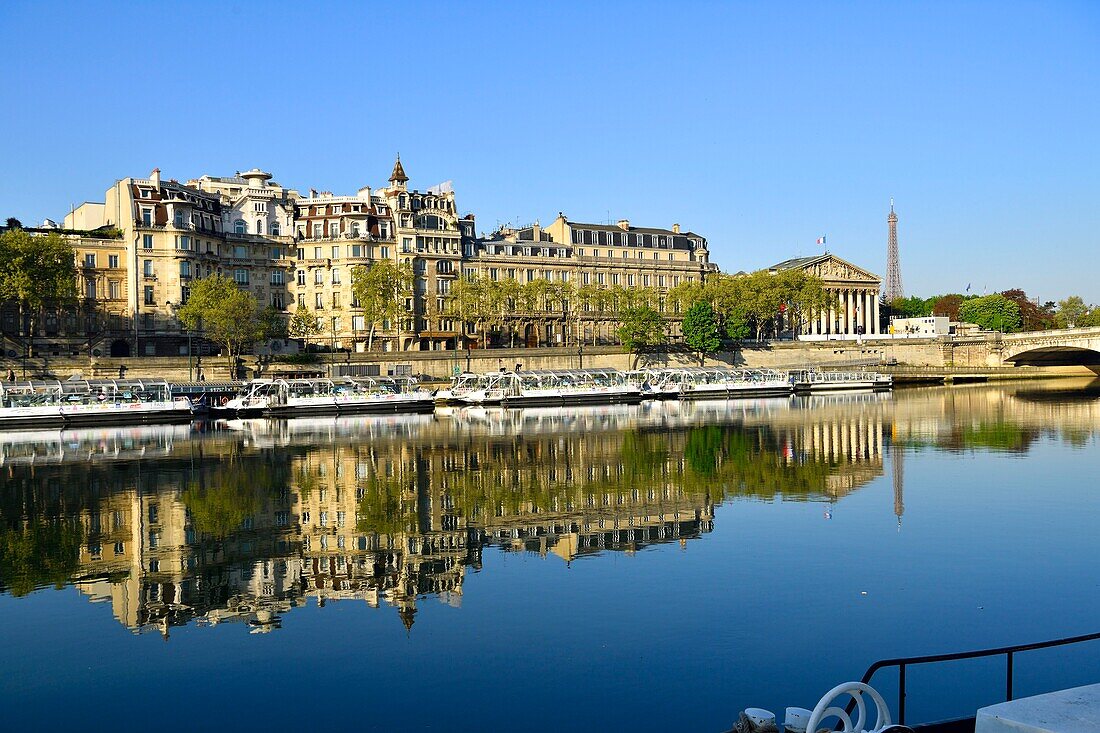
[234,219,246,234]
[271,221,280,236]
[255,220,264,235]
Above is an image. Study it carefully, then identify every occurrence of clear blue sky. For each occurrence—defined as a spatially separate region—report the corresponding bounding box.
[2,1,1098,302]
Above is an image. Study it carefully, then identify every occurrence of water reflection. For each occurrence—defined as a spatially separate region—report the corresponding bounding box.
[1,379,1098,639]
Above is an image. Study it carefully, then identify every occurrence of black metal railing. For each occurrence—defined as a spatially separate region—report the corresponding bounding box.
[846,631,1100,726]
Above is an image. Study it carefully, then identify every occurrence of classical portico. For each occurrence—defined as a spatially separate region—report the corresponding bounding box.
[770,254,882,337]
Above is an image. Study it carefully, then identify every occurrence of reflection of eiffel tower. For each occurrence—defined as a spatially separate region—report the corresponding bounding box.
[893,447,904,530]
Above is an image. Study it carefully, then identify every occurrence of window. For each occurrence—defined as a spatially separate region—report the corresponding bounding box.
[174,211,184,228]
[315,293,323,309]
[143,234,153,249]
[234,219,246,234]
[271,271,284,285]
[180,261,191,279]
[139,188,151,199]
[85,278,96,299]
[255,220,264,235]
[332,293,340,309]
[643,275,651,287]
[270,247,281,259]
[380,246,390,259]
[329,222,339,237]
[108,280,120,299]
[352,315,365,330]
[141,209,153,225]
[82,253,96,268]
[312,223,323,238]
[178,235,191,250]
[144,286,154,305]
[234,245,247,258]
[331,269,341,284]
[271,222,280,236]
[331,246,340,259]
[233,269,249,284]
[143,259,153,277]
[313,247,322,259]
[314,270,324,285]
[108,254,119,268]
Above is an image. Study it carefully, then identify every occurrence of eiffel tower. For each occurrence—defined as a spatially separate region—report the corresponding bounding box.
[885,199,904,301]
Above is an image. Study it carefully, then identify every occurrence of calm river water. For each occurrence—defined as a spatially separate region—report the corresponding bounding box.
[2,379,1099,731]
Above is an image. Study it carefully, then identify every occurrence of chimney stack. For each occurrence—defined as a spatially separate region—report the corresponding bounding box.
[150,168,161,189]
[617,219,630,231]
[672,223,681,234]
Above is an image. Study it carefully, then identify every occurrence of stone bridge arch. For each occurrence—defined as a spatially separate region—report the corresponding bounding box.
[1000,329,1100,367]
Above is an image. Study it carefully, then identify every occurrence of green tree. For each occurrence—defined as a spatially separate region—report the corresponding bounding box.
[615,304,665,368]
[1055,296,1090,329]
[448,275,489,347]
[259,305,288,340]
[958,293,1023,332]
[349,260,414,350]
[0,229,77,336]
[177,273,265,377]
[287,302,323,346]
[888,295,928,319]
[682,301,721,365]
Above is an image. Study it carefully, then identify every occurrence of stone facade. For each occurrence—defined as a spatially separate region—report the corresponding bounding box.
[770,253,883,337]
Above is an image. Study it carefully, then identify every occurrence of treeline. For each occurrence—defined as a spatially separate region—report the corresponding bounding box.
[887,288,1100,332]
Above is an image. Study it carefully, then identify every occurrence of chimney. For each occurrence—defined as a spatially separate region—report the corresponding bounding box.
[617,219,630,231]
[150,168,161,189]
[309,188,318,198]
[672,223,681,234]
[531,222,541,241]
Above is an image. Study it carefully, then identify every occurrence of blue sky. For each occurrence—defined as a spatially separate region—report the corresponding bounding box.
[2,1,1098,301]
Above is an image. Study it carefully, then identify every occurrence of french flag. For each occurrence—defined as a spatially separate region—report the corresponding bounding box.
[816,235,827,246]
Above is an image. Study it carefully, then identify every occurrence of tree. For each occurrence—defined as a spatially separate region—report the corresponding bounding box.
[1055,296,1090,329]
[448,275,489,347]
[682,301,721,365]
[615,304,665,368]
[930,294,965,321]
[1001,289,1054,331]
[0,229,77,337]
[258,305,288,340]
[288,302,322,346]
[177,273,265,377]
[888,295,929,319]
[350,260,413,351]
[958,293,1022,332]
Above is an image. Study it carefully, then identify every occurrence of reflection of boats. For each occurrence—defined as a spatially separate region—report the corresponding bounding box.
[0,380,192,429]
[790,370,892,393]
[434,372,498,405]
[0,422,197,466]
[221,413,435,447]
[216,377,435,417]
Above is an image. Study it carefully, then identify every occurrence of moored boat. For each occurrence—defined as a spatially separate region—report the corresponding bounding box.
[789,369,893,393]
[650,367,794,399]
[215,377,434,417]
[0,379,193,429]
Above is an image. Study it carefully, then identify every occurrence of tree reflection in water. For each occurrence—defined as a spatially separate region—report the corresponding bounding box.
[0,380,1096,634]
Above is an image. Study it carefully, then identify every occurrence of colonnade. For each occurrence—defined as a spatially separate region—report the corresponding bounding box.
[806,287,880,336]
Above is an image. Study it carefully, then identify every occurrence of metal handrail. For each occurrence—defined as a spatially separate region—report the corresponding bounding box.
[845,631,1100,725]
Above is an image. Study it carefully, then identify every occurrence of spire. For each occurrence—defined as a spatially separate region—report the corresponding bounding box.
[389,154,409,185]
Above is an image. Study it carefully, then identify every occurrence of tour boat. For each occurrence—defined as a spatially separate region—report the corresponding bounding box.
[0,379,193,430]
[442,369,643,407]
[215,377,435,417]
[789,369,893,393]
[497,369,643,406]
[656,368,795,399]
[433,372,502,406]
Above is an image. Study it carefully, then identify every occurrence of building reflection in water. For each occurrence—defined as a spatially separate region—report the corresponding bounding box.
[6,382,1094,637]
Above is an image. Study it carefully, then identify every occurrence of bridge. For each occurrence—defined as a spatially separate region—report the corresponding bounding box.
[998,327,1100,366]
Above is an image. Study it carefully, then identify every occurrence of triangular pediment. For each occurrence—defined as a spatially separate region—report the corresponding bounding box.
[786,254,881,284]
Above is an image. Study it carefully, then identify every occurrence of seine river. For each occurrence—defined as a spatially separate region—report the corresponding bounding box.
[2,380,1099,731]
